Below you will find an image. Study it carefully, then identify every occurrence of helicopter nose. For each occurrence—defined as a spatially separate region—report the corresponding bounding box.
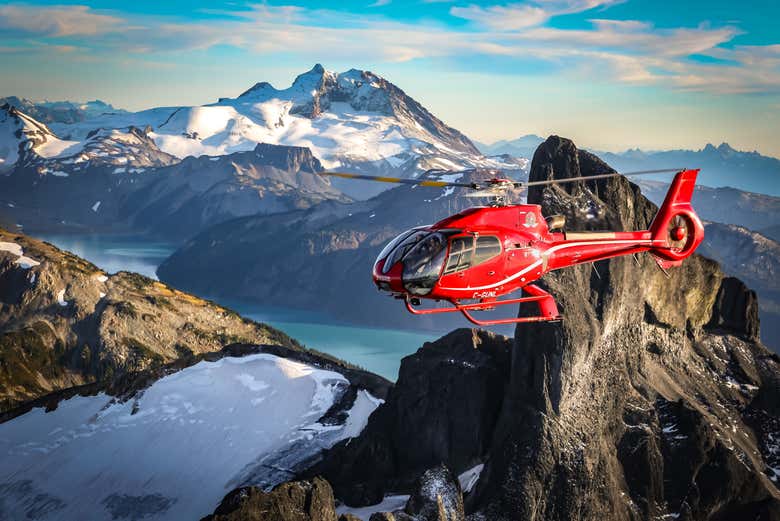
[372,259,405,293]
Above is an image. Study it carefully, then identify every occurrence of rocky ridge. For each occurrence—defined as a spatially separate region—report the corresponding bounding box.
[0,128,348,238]
[0,96,126,125]
[0,227,301,411]
[120,142,350,238]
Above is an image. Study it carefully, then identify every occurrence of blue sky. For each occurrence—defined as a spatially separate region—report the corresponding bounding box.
[0,0,778,156]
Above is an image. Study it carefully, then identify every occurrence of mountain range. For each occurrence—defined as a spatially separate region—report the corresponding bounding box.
[1,65,522,201]
[0,96,126,125]
[0,65,529,239]
[478,136,780,196]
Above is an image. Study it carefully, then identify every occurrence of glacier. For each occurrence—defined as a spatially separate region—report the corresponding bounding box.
[0,353,381,521]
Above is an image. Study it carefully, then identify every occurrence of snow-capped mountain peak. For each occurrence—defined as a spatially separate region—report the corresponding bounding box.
[0,104,176,175]
[4,66,527,198]
[58,64,492,185]
[0,103,79,171]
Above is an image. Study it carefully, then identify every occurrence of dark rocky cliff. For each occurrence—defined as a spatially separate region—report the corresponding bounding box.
[469,136,779,520]
[301,136,780,520]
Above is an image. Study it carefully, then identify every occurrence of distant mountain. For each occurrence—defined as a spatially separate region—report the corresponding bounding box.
[0,103,80,172]
[120,143,350,238]
[475,134,545,159]
[637,181,780,241]
[598,142,780,196]
[0,104,350,239]
[698,223,780,352]
[0,96,126,124]
[0,103,176,174]
[20,64,516,199]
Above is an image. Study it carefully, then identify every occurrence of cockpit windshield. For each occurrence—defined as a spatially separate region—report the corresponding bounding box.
[376,229,416,264]
[402,232,448,295]
[380,229,429,274]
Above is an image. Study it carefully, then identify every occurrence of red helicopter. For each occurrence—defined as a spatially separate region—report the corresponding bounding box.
[320,168,704,326]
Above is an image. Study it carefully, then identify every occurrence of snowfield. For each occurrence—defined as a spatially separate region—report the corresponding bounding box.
[0,353,382,521]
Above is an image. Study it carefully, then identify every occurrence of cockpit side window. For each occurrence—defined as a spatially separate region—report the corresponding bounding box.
[443,235,502,275]
[473,236,502,265]
[402,233,449,296]
[444,236,474,274]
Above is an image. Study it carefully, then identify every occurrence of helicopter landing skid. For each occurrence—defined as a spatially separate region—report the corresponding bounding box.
[404,284,561,327]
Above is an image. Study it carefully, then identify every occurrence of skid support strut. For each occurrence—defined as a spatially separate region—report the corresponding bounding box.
[404,284,561,327]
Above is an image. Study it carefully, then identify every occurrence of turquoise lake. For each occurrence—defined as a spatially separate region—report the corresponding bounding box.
[36,233,445,380]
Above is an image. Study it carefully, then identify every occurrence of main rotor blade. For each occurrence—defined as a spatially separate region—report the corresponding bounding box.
[318,171,477,189]
[461,188,505,198]
[523,168,683,187]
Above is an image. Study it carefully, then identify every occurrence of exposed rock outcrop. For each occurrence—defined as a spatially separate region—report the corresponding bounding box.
[307,329,511,505]
[404,465,465,521]
[202,478,337,521]
[467,136,780,520]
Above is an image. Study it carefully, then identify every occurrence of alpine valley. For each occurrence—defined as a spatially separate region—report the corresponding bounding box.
[0,65,779,521]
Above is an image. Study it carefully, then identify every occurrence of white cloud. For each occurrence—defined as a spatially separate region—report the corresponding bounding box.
[521,20,740,57]
[0,4,123,36]
[0,2,776,96]
[450,0,623,30]
[450,4,550,30]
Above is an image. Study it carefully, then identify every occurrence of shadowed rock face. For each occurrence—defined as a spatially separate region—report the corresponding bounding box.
[405,465,465,521]
[468,136,780,520]
[307,329,511,506]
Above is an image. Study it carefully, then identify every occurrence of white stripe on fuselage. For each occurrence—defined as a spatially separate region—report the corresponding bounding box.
[438,238,662,291]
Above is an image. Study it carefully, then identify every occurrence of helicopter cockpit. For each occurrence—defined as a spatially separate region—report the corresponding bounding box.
[374,228,450,295]
[374,227,504,297]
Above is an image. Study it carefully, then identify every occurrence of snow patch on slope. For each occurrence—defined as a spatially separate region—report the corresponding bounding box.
[0,353,381,520]
[337,495,410,521]
[0,241,41,269]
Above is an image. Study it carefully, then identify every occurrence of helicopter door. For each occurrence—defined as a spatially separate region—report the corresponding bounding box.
[465,235,504,298]
[443,235,475,287]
